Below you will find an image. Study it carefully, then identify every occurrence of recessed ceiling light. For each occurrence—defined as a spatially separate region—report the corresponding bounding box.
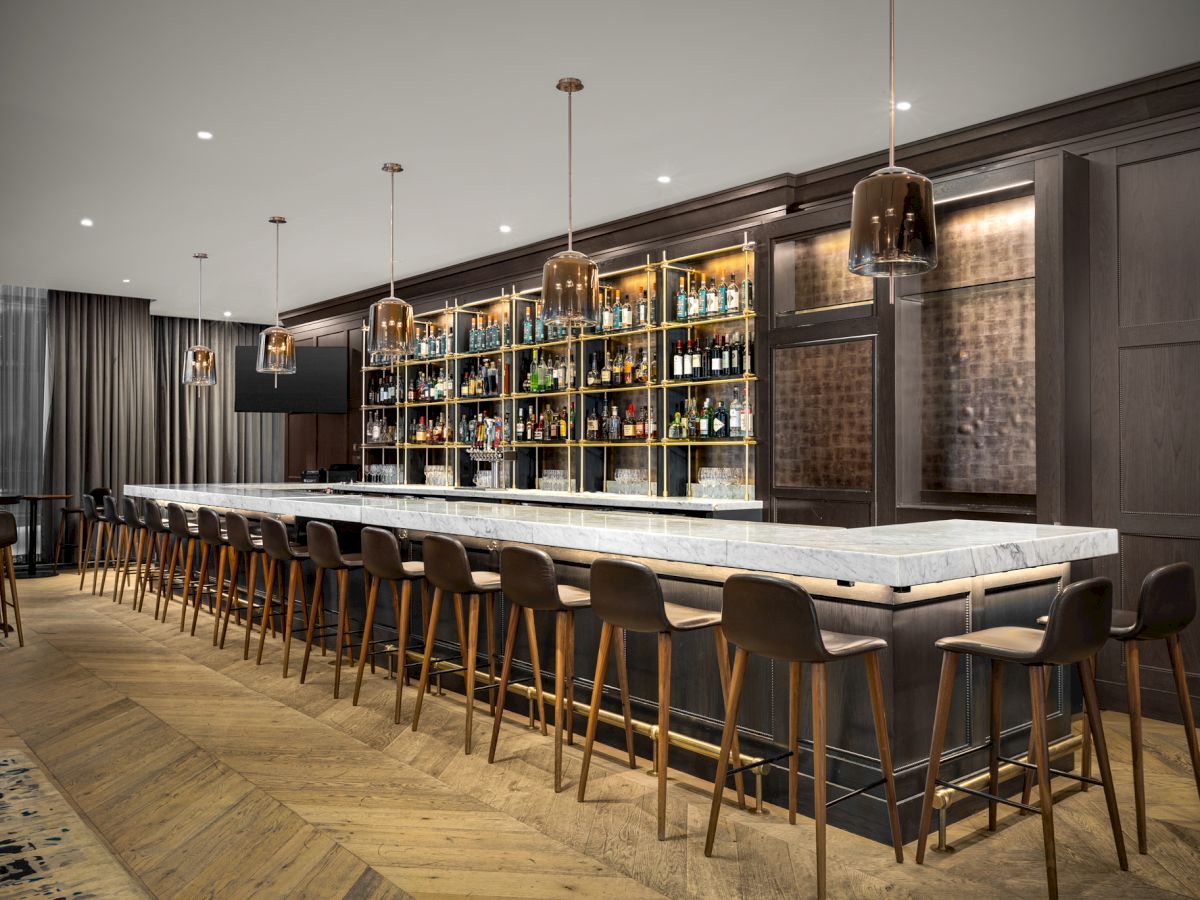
[499,224,512,233]
[222,310,233,317]
[197,131,214,140]
[657,175,672,184]
[79,218,93,227]
[122,278,131,283]
[895,101,912,111]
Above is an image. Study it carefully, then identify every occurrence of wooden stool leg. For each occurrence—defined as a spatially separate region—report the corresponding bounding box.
[353,574,380,705]
[241,552,260,660]
[614,626,636,768]
[656,630,672,841]
[217,549,238,647]
[281,560,304,677]
[1079,656,1128,870]
[160,536,178,622]
[190,544,210,636]
[488,607,522,764]
[411,586,443,731]
[100,524,118,597]
[54,510,67,567]
[78,520,93,590]
[91,523,105,594]
[464,593,480,753]
[714,625,746,809]
[485,593,497,717]
[813,661,829,900]
[1021,664,1056,810]
[1166,635,1200,802]
[179,538,195,630]
[332,568,349,698]
[4,549,22,647]
[565,609,575,744]
[989,659,1003,831]
[576,621,614,800]
[916,651,959,864]
[788,661,802,825]
[393,579,412,723]
[704,646,748,856]
[525,607,547,735]
[452,593,467,665]
[299,567,326,684]
[1126,641,1146,853]
[1029,664,1059,900]
[256,558,277,665]
[865,651,904,864]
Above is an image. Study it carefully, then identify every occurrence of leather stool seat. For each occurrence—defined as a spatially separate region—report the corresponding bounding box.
[557,583,590,607]
[663,601,722,630]
[937,626,1047,662]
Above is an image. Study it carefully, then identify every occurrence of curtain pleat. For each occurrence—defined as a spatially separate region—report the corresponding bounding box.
[0,285,48,556]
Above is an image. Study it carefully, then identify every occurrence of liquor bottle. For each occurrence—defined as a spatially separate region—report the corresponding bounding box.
[534,307,545,343]
[698,398,711,438]
[566,401,576,441]
[686,398,700,439]
[688,279,700,319]
[607,405,622,441]
[587,353,599,387]
[729,391,743,438]
[713,400,728,439]
[586,406,599,441]
[636,350,648,384]
[622,294,632,329]
[503,313,512,347]
[718,275,729,315]
[559,406,568,441]
[682,340,693,379]
[522,311,534,345]
[635,406,647,439]
[742,394,754,437]
[650,348,659,383]
[729,333,742,377]
[676,277,688,322]
[672,340,685,381]
[534,413,545,442]
[416,416,427,443]
[668,408,682,440]
[648,287,658,325]
[515,407,526,442]
[602,297,614,332]
[601,352,612,386]
[743,332,754,374]
[623,351,634,386]
[741,274,754,309]
[691,339,703,380]
[622,404,636,440]
[637,290,648,327]
[710,338,723,379]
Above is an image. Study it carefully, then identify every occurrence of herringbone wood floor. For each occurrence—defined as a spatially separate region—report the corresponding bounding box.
[1,574,1198,898]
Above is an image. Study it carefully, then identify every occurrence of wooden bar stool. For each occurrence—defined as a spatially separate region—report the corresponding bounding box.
[0,511,23,647]
[488,546,635,792]
[94,495,122,596]
[190,507,230,637]
[703,574,903,898]
[78,495,101,591]
[215,512,266,657]
[300,521,364,699]
[165,503,200,628]
[258,516,311,675]
[1098,562,1198,853]
[578,557,745,841]
[114,496,145,605]
[916,577,1128,900]
[52,501,84,572]
[135,500,172,617]
[355,527,427,719]
[411,533,501,754]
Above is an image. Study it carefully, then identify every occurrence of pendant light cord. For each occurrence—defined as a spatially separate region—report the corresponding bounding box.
[389,168,396,296]
[889,0,896,168]
[274,221,281,325]
[196,255,203,339]
[567,89,574,251]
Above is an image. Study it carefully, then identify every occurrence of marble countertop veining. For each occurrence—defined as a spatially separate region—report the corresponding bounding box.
[126,483,1118,587]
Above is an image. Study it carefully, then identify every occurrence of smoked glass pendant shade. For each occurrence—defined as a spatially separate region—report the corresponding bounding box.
[366,296,414,361]
[256,325,296,374]
[541,249,598,327]
[848,166,938,276]
[182,344,217,386]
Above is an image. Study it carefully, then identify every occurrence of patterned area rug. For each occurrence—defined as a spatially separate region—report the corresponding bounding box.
[0,751,146,899]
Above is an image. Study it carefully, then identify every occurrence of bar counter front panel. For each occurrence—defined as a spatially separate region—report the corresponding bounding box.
[127,483,1117,843]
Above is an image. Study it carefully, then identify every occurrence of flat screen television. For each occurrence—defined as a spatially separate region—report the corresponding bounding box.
[234,346,350,413]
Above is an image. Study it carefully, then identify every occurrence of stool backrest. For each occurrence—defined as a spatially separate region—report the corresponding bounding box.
[0,511,15,549]
[423,534,475,594]
[166,503,192,538]
[82,494,97,521]
[590,557,670,633]
[142,499,167,533]
[1135,562,1196,640]
[305,521,347,569]
[361,527,405,581]
[88,487,111,505]
[196,507,223,545]
[722,574,829,662]
[225,512,257,553]
[500,546,562,611]
[259,516,295,562]
[1039,577,1113,664]
[102,494,118,522]
[121,496,143,528]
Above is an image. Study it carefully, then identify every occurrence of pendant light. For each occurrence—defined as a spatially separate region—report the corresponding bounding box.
[848,0,937,277]
[181,252,217,386]
[366,163,414,362]
[256,215,296,381]
[541,77,598,328]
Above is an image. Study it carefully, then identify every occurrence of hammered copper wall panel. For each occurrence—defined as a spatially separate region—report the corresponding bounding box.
[918,195,1036,293]
[919,280,1036,495]
[773,339,873,489]
[791,228,874,312]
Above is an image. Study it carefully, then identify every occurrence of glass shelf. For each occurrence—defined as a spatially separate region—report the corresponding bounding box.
[578,382,657,394]
[660,375,757,389]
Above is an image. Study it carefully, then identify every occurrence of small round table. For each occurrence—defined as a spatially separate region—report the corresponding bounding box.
[19,493,71,578]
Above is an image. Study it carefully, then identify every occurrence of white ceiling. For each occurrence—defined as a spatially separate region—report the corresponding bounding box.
[2,0,1197,324]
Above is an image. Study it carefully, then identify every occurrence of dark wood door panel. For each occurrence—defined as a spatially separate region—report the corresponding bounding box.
[1117,147,1200,328]
[1119,342,1200,516]
[773,495,872,528]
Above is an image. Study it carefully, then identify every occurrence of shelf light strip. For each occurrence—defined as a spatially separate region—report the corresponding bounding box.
[934,179,1033,206]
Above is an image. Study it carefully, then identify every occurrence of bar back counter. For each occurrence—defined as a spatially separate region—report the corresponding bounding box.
[127,482,1116,844]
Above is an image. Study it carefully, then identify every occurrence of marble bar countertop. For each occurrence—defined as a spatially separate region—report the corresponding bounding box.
[126,483,1118,588]
[325,482,763,512]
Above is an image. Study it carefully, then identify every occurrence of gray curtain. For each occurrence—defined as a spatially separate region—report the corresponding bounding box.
[44,291,156,505]
[0,285,48,557]
[153,315,284,484]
